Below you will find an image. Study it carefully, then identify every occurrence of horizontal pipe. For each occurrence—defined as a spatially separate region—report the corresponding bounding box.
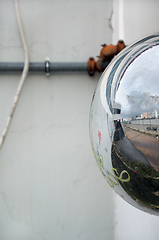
[0,62,88,72]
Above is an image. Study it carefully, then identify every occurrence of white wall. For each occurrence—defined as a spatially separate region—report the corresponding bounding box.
[113,1,159,240]
[113,0,159,44]
[0,1,115,240]
[1,1,159,240]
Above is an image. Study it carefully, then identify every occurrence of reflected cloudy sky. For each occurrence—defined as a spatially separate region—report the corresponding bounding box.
[115,45,159,119]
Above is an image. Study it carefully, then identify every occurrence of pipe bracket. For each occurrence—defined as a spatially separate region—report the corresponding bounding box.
[45,59,50,76]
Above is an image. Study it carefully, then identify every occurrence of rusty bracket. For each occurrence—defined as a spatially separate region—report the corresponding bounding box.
[87,40,126,76]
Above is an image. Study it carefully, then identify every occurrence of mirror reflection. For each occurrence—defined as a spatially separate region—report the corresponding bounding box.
[90,35,159,215]
[112,45,159,212]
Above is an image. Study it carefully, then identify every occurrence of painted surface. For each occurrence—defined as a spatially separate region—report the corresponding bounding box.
[1,0,159,239]
[113,0,159,44]
[0,1,115,240]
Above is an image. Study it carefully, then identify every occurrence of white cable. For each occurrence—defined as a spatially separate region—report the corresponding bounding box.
[0,0,29,149]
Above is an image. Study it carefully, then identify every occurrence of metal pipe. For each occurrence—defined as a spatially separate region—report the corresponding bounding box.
[0,62,88,73]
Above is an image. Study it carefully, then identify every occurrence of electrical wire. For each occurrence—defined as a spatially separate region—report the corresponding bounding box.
[0,0,29,149]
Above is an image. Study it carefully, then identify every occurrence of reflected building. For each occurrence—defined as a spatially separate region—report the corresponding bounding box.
[144,112,149,118]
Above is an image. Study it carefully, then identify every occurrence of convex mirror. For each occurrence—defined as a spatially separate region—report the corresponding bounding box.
[89,34,159,215]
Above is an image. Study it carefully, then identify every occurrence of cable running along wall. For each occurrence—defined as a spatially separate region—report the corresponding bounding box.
[0,0,29,149]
